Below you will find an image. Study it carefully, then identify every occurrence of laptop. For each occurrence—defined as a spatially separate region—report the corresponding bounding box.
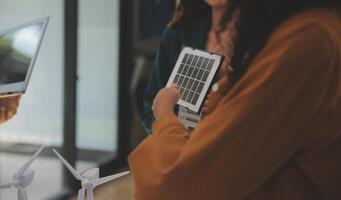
[0,17,49,97]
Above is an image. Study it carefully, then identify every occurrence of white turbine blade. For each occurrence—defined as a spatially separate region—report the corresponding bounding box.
[93,171,130,187]
[17,145,45,176]
[52,149,82,180]
[0,183,13,189]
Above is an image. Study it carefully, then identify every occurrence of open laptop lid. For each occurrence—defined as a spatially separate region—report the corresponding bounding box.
[0,17,49,96]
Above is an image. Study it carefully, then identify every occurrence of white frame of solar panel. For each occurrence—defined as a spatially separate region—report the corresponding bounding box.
[166,46,223,113]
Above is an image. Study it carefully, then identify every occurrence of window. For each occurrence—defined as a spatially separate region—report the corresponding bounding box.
[0,1,64,199]
[0,0,129,199]
[0,0,64,146]
[77,0,119,152]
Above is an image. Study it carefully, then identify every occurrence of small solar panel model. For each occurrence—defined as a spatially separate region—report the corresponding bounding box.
[166,46,224,113]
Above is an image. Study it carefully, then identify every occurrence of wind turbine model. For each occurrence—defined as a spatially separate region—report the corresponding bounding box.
[0,145,45,200]
[52,149,130,200]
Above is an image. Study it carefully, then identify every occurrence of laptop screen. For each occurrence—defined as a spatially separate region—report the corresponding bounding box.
[0,22,45,85]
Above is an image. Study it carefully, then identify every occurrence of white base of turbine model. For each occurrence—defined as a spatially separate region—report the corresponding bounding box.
[53,149,130,200]
[0,146,45,200]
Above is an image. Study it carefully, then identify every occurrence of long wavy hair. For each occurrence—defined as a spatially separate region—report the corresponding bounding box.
[169,0,340,85]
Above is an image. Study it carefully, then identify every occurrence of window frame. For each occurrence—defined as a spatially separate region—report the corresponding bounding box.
[61,0,133,196]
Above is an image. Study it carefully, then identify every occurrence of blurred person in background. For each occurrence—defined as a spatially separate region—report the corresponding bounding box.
[142,0,238,133]
[129,0,341,199]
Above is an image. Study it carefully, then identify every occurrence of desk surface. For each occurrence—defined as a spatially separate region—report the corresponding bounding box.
[69,174,134,200]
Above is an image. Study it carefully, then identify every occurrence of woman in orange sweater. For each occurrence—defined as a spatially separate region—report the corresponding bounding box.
[129,0,341,199]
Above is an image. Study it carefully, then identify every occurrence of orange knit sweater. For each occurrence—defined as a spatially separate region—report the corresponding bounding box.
[128,9,341,200]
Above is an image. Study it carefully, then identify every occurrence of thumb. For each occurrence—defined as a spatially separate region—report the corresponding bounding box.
[170,84,178,88]
[171,87,180,101]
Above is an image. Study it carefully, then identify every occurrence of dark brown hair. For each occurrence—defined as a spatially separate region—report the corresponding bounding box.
[168,0,210,28]
[169,0,340,85]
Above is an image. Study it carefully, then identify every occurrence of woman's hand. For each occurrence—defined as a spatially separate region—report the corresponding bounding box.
[0,95,21,123]
[152,84,180,120]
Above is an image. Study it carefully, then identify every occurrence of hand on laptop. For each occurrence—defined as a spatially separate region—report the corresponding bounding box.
[0,95,21,123]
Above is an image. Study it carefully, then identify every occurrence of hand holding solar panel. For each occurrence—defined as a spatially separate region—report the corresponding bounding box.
[166,46,224,113]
